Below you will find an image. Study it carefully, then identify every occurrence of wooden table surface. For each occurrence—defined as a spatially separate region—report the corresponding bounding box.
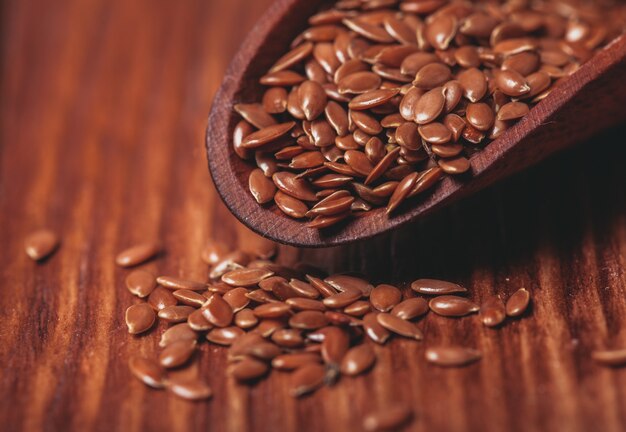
[1,0,626,431]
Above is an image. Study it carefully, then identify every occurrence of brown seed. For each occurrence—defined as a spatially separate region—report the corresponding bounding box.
[148,287,178,310]
[272,352,321,370]
[495,69,530,97]
[290,363,326,397]
[502,51,540,76]
[159,339,196,368]
[201,294,234,327]
[129,356,165,389]
[344,300,371,316]
[349,88,400,110]
[370,284,402,312]
[249,168,277,204]
[457,67,487,102]
[505,288,530,317]
[342,19,395,44]
[233,120,254,159]
[156,276,207,291]
[242,122,296,149]
[289,310,329,330]
[340,344,376,376]
[413,63,452,89]
[321,326,350,368]
[376,313,423,340]
[274,191,309,219]
[418,122,452,144]
[391,297,429,320]
[425,346,481,367]
[286,297,327,312]
[173,289,206,307]
[289,279,320,299]
[414,87,445,124]
[298,80,328,121]
[466,102,495,131]
[234,308,259,329]
[480,296,506,327]
[399,87,423,121]
[234,103,277,129]
[497,101,530,121]
[307,194,355,218]
[363,404,413,432]
[401,52,439,76]
[270,41,313,73]
[260,70,306,86]
[271,329,304,348]
[524,71,551,98]
[364,147,401,185]
[362,313,390,344]
[116,242,161,267]
[222,287,251,312]
[314,42,341,74]
[425,12,456,50]
[351,110,382,135]
[460,12,498,38]
[126,303,156,334]
[159,323,197,347]
[493,37,537,56]
[438,156,471,175]
[344,150,374,176]
[454,45,480,68]
[262,87,288,115]
[229,357,269,381]
[205,326,245,345]
[167,380,212,401]
[126,270,157,298]
[273,171,317,201]
[24,229,60,261]
[386,171,419,214]
[254,302,292,319]
[408,167,443,198]
[325,274,373,297]
[429,295,479,317]
[222,267,274,287]
[337,71,382,95]
[158,305,195,323]
[592,349,626,367]
[188,309,213,331]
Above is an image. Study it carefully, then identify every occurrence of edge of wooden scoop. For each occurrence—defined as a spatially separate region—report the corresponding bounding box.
[206,0,626,248]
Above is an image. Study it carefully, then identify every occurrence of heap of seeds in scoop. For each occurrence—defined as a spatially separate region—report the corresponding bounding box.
[234,0,626,229]
[119,237,531,413]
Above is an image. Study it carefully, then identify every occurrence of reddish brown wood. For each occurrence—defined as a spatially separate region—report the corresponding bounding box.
[2,1,626,432]
[207,0,626,248]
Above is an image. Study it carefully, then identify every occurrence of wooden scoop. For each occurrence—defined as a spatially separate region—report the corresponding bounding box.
[206,0,626,248]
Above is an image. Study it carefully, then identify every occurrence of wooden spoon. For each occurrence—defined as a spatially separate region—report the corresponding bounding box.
[206,0,626,248]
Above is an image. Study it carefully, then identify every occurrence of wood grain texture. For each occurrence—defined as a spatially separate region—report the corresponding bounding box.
[1,1,626,431]
[206,0,626,248]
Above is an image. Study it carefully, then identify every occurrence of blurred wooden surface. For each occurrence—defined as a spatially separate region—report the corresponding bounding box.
[1,0,626,431]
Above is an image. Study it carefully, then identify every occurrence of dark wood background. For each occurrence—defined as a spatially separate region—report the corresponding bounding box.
[1,0,625,431]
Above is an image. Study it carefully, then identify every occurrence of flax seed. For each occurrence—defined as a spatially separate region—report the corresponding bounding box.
[116,242,161,267]
[126,270,157,298]
[429,295,480,317]
[24,229,60,261]
[425,346,482,367]
[505,288,530,317]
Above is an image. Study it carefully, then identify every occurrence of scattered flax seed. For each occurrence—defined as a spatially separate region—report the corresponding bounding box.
[592,349,626,367]
[115,242,161,267]
[24,229,60,261]
[505,288,531,317]
[425,346,482,367]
